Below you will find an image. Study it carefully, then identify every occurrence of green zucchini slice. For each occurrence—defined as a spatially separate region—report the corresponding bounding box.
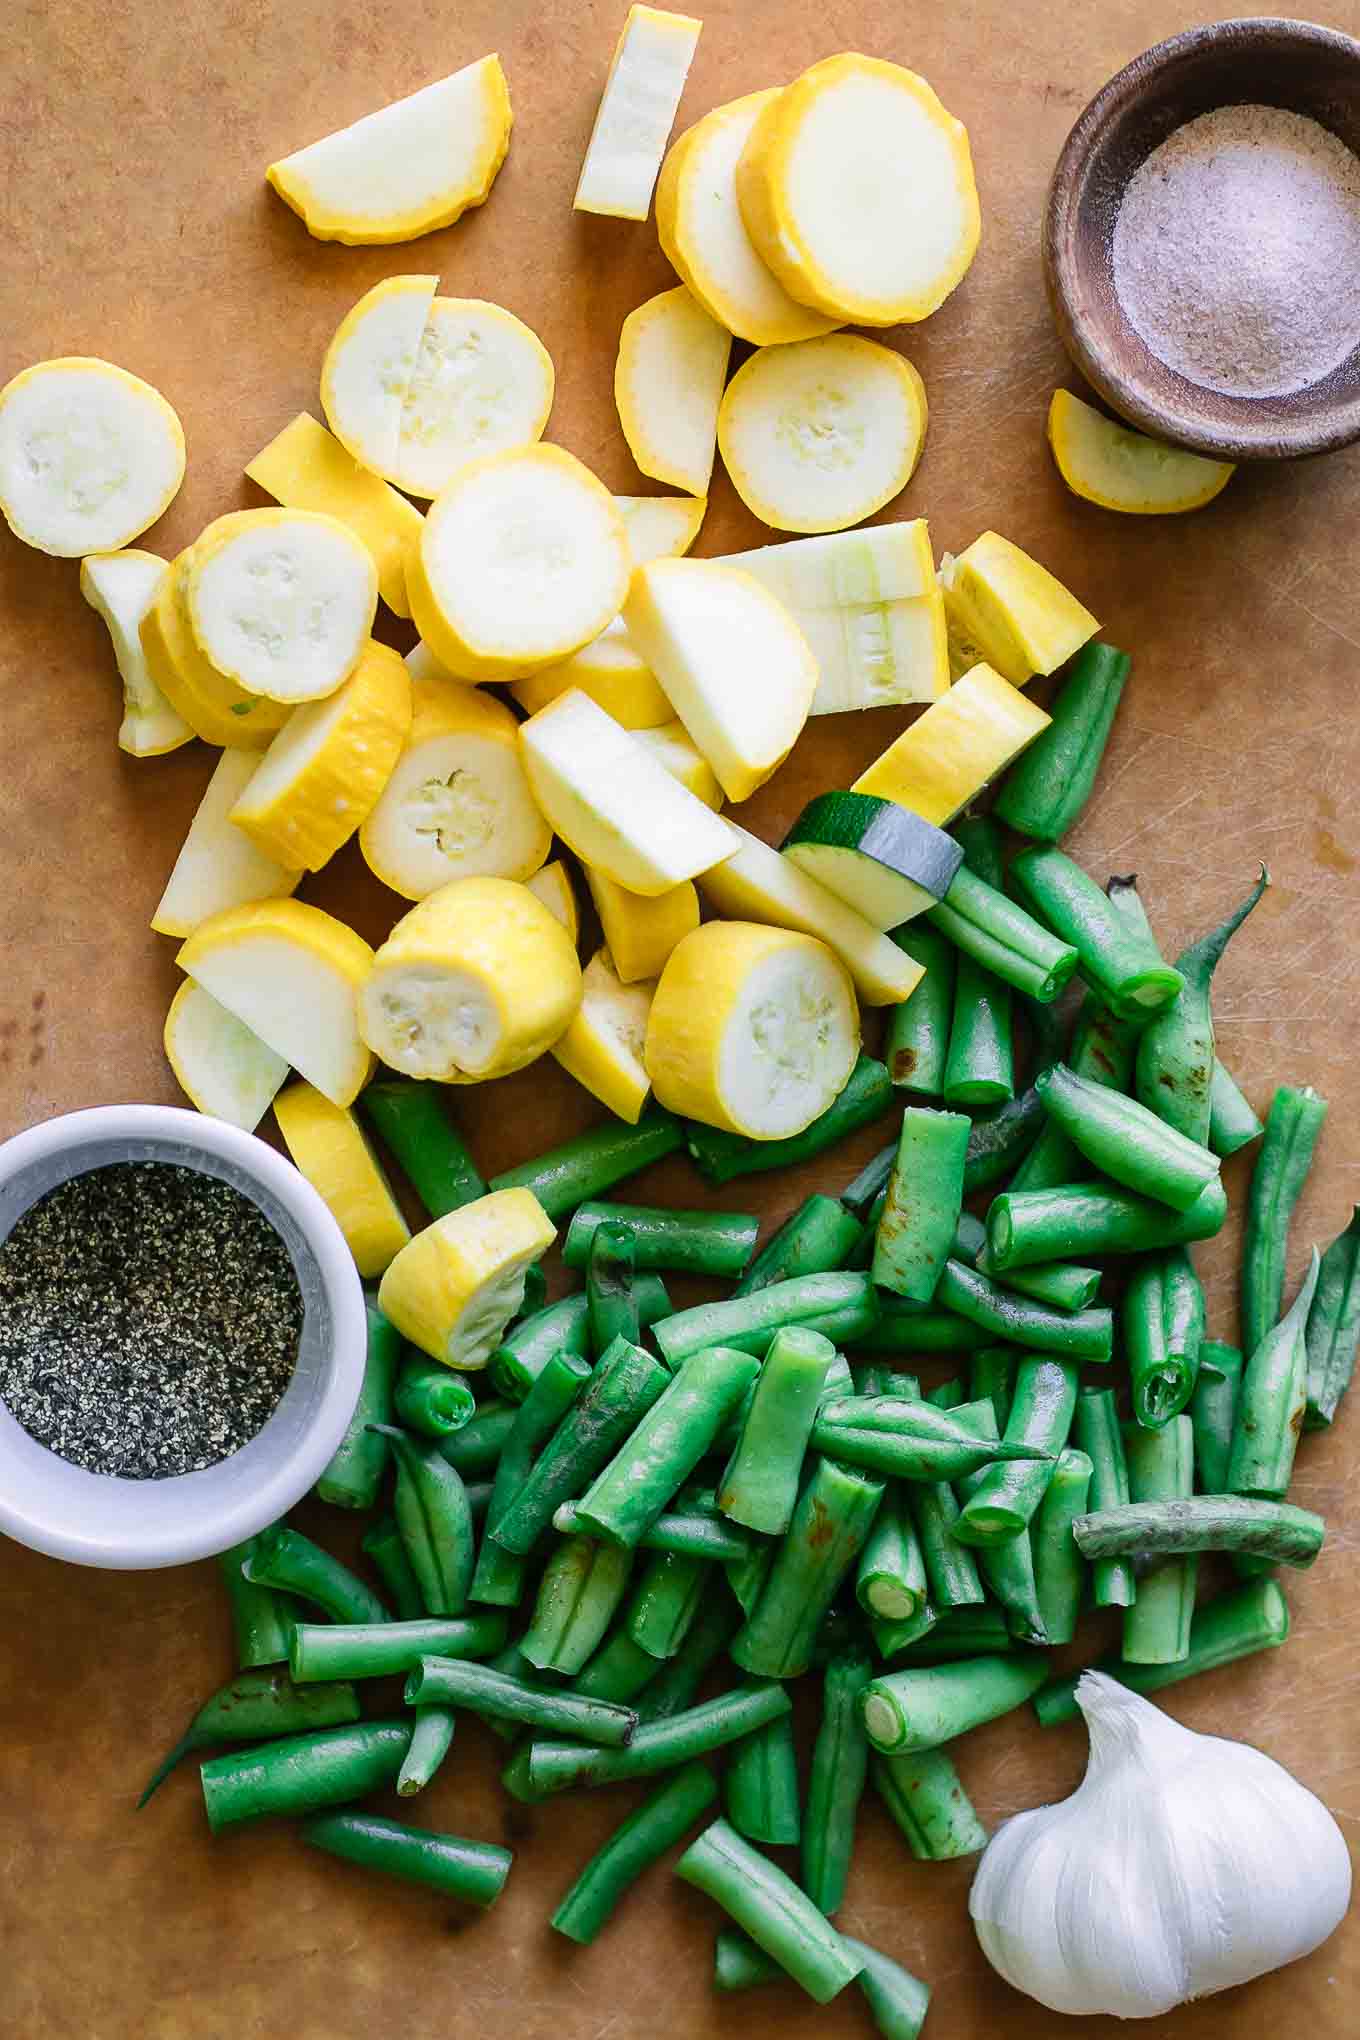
[781,792,964,931]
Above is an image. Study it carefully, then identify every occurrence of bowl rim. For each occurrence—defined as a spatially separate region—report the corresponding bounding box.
[0,1103,366,1570]
[1044,14,1360,460]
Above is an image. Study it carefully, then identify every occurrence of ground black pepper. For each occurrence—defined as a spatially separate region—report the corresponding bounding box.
[0,1161,302,1479]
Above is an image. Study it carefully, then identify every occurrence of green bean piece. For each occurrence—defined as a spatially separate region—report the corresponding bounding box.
[1305,1207,1360,1428]
[936,1258,1112,1361]
[218,1536,301,1669]
[302,1809,511,1907]
[1190,1342,1243,1493]
[289,1614,509,1684]
[968,1347,1017,1433]
[718,1325,836,1535]
[1076,1495,1325,1568]
[725,1540,775,1619]
[953,1402,1047,1644]
[139,1667,360,1807]
[565,1199,759,1277]
[941,816,1013,1107]
[475,1641,558,1745]
[891,1605,1012,1663]
[552,1761,717,1943]
[627,1549,711,1659]
[1036,1062,1221,1214]
[848,1295,991,1355]
[963,1083,1047,1193]
[1123,1249,1205,1432]
[843,1936,933,2040]
[725,1713,801,1846]
[1074,1388,1136,1608]
[517,1260,548,1321]
[529,1681,791,1792]
[243,1525,389,1626]
[814,1392,1050,1483]
[958,1213,1101,1314]
[840,1142,897,1217]
[473,1349,593,1605]
[575,1346,761,1547]
[1031,1447,1093,1647]
[1134,867,1269,1142]
[464,1479,493,1522]
[1010,984,1138,1194]
[927,864,1080,1003]
[1121,1417,1196,1665]
[397,1707,456,1796]
[684,1054,895,1185]
[371,1424,475,1617]
[586,1222,641,1358]
[404,1654,638,1744]
[637,1594,741,1721]
[732,1458,884,1679]
[799,1646,874,1916]
[201,1720,412,1832]
[654,1273,879,1368]
[360,1516,425,1621]
[714,1928,785,1991]
[926,1377,965,1409]
[845,1185,889,1271]
[393,1349,477,1438]
[489,1293,590,1401]
[860,1652,1048,1753]
[676,1818,864,2003]
[1033,1576,1290,1725]
[1229,1249,1320,1498]
[873,1746,988,1860]
[870,1605,938,1659]
[499,1741,552,1805]
[856,1489,928,1622]
[1243,1084,1329,1356]
[357,1079,485,1214]
[955,1356,1079,1544]
[734,1195,863,1298]
[872,1107,971,1301]
[488,1105,684,1219]
[1208,1058,1264,1158]
[909,1478,984,1612]
[492,1336,671,1555]
[995,640,1131,841]
[1011,846,1185,1017]
[987,1174,1227,1272]
[522,1536,635,1674]
[313,1297,401,1509]
[437,1400,518,1475]
[885,925,955,1095]
[571,1628,659,1708]
[554,1497,756,1565]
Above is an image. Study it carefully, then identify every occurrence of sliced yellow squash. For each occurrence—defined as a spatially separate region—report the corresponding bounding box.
[0,357,184,557]
[140,544,289,749]
[245,411,423,618]
[939,531,1098,686]
[584,866,699,983]
[552,947,656,1123]
[163,980,290,1132]
[1047,388,1236,515]
[511,617,672,729]
[151,751,302,939]
[615,493,707,565]
[574,6,702,220]
[853,661,1051,824]
[631,721,724,809]
[273,1080,411,1278]
[185,509,378,706]
[524,860,580,942]
[321,274,438,480]
[79,549,193,757]
[615,285,731,496]
[378,1189,556,1369]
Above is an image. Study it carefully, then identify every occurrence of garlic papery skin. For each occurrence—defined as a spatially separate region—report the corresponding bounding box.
[968,1671,1352,2018]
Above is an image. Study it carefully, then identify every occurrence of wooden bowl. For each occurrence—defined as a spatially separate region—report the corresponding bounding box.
[1043,16,1360,460]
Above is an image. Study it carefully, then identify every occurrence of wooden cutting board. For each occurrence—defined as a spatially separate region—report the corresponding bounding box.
[1,2,1356,2033]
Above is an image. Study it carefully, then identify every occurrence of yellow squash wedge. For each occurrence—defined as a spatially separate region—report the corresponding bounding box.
[584,866,699,983]
[614,285,731,496]
[273,1080,411,1278]
[552,947,656,1123]
[939,531,1098,686]
[1047,388,1235,516]
[853,661,1051,823]
[378,1189,556,1369]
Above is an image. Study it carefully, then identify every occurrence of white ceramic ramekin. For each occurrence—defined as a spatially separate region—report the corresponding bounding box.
[0,1104,366,1569]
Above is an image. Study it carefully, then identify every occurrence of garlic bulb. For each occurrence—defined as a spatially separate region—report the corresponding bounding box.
[969,1671,1351,2018]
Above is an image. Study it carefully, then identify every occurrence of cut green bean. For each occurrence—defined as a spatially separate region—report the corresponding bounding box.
[873,1746,987,1859]
[734,1196,863,1297]
[962,1084,1045,1192]
[1033,1576,1290,1725]
[1011,846,1185,1018]
[1190,1342,1242,1493]
[489,1105,684,1219]
[891,1605,1011,1663]
[571,1628,659,1708]
[844,1936,933,2040]
[1031,1447,1093,1647]
[987,1174,1227,1271]
[654,1273,878,1368]
[528,1681,791,1792]
[885,925,955,1095]
[926,1377,965,1409]
[955,1356,1079,1544]
[725,1713,800,1846]
[732,1458,884,1679]
[995,640,1130,841]
[860,1653,1048,1753]
[555,1497,756,1565]
[437,1400,518,1475]
[360,1516,424,1621]
[812,1394,1046,1483]
[473,1349,592,1606]
[870,1605,937,1659]
[936,1258,1111,1361]
[1125,1248,1206,1430]
[802,1646,873,1916]
[1305,1206,1360,1428]
[636,1594,741,1721]
[718,1325,836,1535]
[394,1349,477,1438]
[943,816,1013,1106]
[522,1536,635,1675]
[371,1424,474,1617]
[675,1819,864,2004]
[953,1402,1047,1645]
[1243,1084,1328,1357]
[404,1655,637,1744]
[289,1614,509,1684]
[218,1536,301,1670]
[565,1200,759,1277]
[1134,867,1269,1143]
[1229,1249,1320,1498]
[139,1667,361,1806]
[243,1525,389,1626]
[627,1549,711,1659]
[1037,1063,1221,1213]
[684,1054,895,1185]
[725,1540,774,1619]
[552,1761,717,1943]
[397,1707,456,1796]
[840,1143,896,1217]
[586,1222,641,1358]
[1010,983,1139,1194]
[1074,1388,1135,1608]
[959,1213,1101,1313]
[968,1347,1016,1433]
[1209,1058,1264,1158]
[516,1260,548,1321]
[927,864,1080,1003]
[303,1809,510,1907]
[357,1079,485,1215]
[714,1929,784,1991]
[314,1297,400,1510]
[848,1295,991,1355]
[909,1479,984,1612]
[856,1490,928,1622]
[1074,1495,1325,1568]
[575,1346,760,1547]
[489,1294,590,1400]
[201,1720,412,1832]
[1122,1417,1196,1665]
[872,1107,971,1301]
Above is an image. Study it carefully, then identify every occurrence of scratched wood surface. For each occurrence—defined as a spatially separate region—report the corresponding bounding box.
[1,2,1358,2034]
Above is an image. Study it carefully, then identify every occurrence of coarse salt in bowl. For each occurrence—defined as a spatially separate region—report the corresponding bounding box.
[0,1104,366,1570]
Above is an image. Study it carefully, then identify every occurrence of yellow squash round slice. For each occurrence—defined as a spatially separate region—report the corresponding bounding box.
[584,867,698,983]
[185,509,378,706]
[177,898,376,1108]
[552,947,656,1123]
[409,444,630,683]
[79,549,193,757]
[377,1188,556,1370]
[656,92,840,345]
[360,676,550,900]
[266,55,512,246]
[736,54,980,325]
[645,920,859,1137]
[140,545,290,749]
[152,750,302,939]
[1047,388,1236,516]
[524,860,579,942]
[360,877,582,1084]
[163,980,290,1132]
[393,298,554,498]
[321,275,438,480]
[718,334,927,534]
[245,411,424,619]
[0,357,184,557]
[273,1080,411,1278]
[228,639,413,873]
[614,286,731,497]
[511,618,672,729]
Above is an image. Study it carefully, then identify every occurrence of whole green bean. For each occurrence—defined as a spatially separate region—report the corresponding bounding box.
[554,1497,756,1565]
[811,1400,1045,1483]
[397,1706,456,1795]
[575,1345,760,1547]
[1190,1341,1243,1493]
[848,1296,991,1355]
[201,1720,412,1832]
[218,1536,300,1669]
[289,1613,508,1684]
[303,1809,511,1907]
[986,1175,1227,1271]
[571,1628,659,1708]
[528,1681,791,1792]
[1122,1417,1196,1665]
[1209,1059,1264,1158]
[885,925,955,1095]
[675,1819,864,2003]
[968,1347,1017,1432]
[1075,1495,1325,1568]
[565,1200,759,1277]
[1243,1084,1329,1356]
[860,1653,1048,1753]
[587,1221,641,1358]
[718,1325,836,1535]
[927,865,1080,1003]
[1037,1063,1221,1212]
[314,1297,401,1509]
[243,1525,388,1626]
[714,1929,785,1991]
[684,1055,895,1185]
[725,1714,800,1846]
[627,1550,711,1658]
[437,1401,518,1475]
[873,1747,987,1859]
[473,1349,593,1606]
[936,1258,1111,1361]
[552,1761,717,1943]
[955,1356,1079,1544]
[654,1273,879,1368]
[522,1536,635,1674]
[856,1489,928,1622]
[1031,1447,1093,1646]
[1074,1387,1136,1607]
[394,1350,477,1438]
[1011,846,1185,1018]
[636,1594,741,1721]
[891,1605,1012,1663]
[1010,982,1138,1194]
[371,1424,474,1617]
[872,1107,971,1301]
[734,1196,863,1297]
[489,1105,684,1219]
[1124,1248,1207,1430]
[139,1668,360,1807]
[995,641,1130,841]
[404,1655,637,1744]
[359,1516,424,1621]
[802,1646,873,1916]
[1229,1249,1320,1498]
[1134,868,1269,1143]
[1033,1576,1290,1725]
[844,1936,933,2040]
[732,1458,884,1679]
[817,1392,1047,1454]
[1305,1207,1360,1428]
[357,1079,485,1214]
